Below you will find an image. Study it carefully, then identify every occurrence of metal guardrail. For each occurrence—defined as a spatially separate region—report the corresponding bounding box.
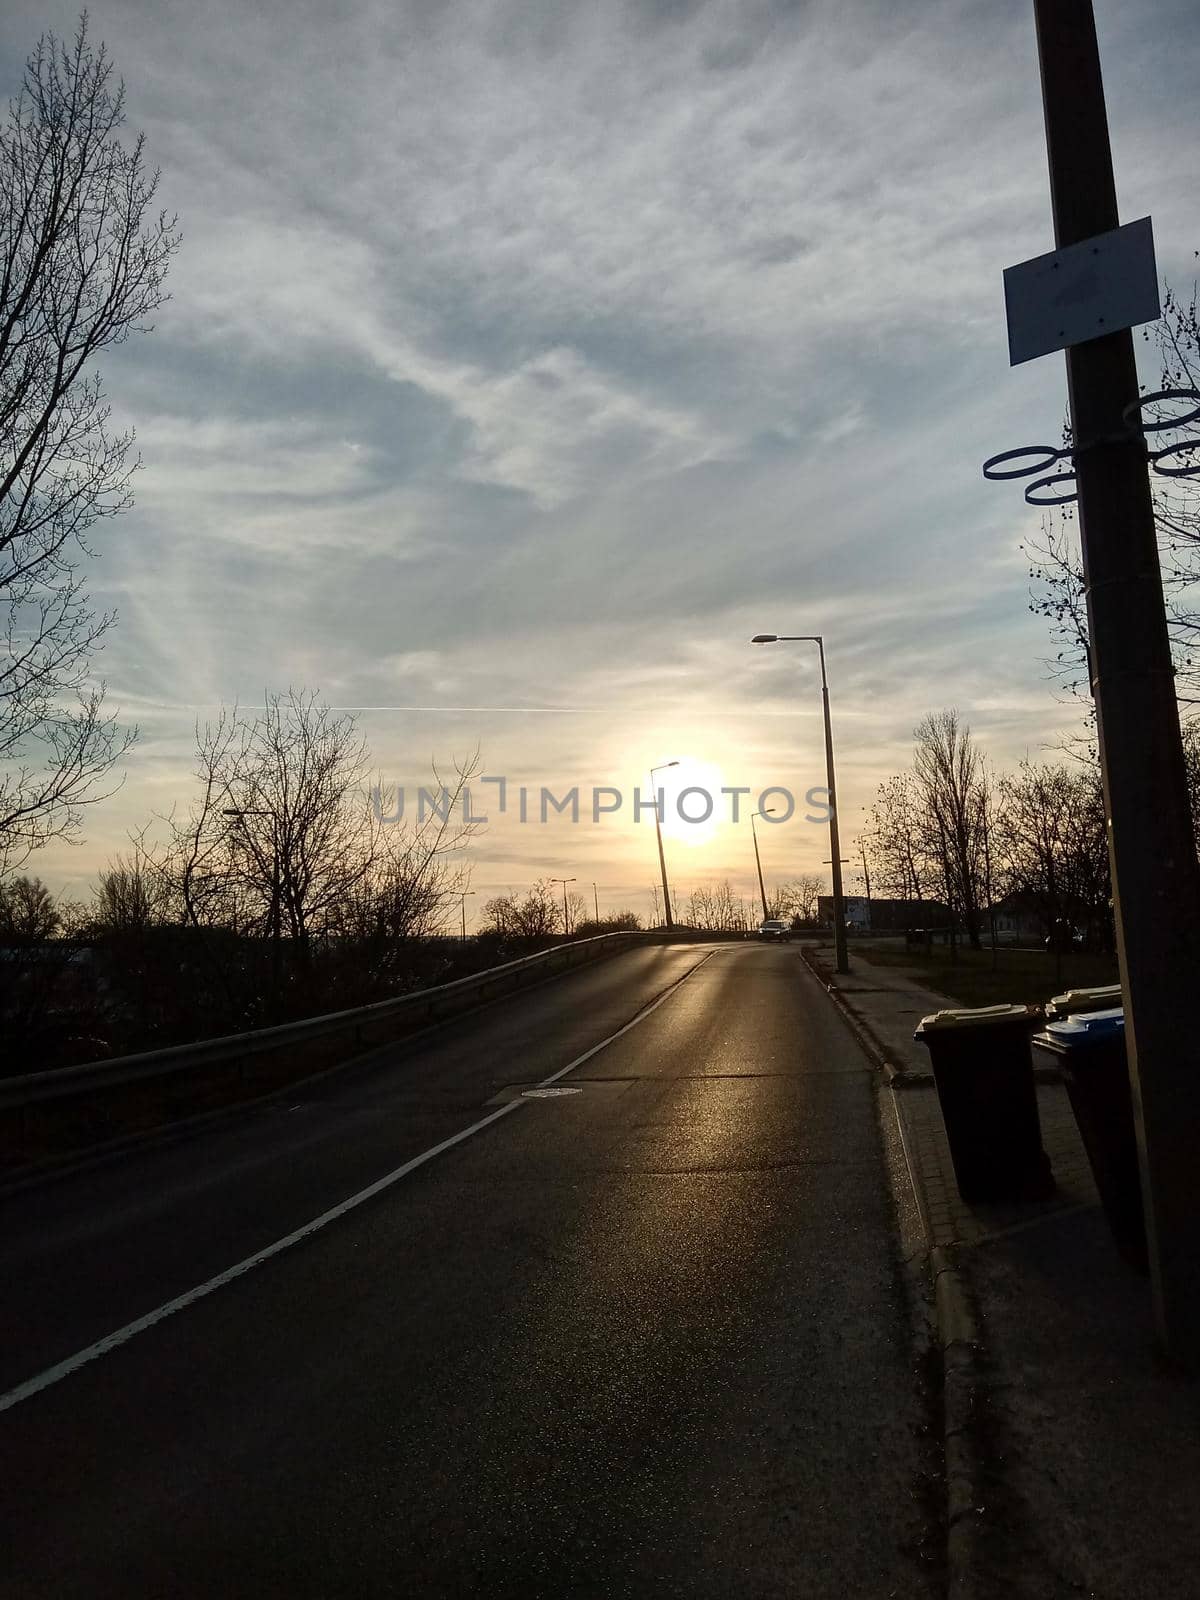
[0,930,668,1112]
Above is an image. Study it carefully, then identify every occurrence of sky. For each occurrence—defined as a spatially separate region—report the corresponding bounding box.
[3,0,1198,926]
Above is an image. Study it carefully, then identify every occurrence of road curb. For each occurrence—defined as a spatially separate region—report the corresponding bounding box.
[799,944,989,1600]
[797,944,919,1083]
[932,1247,988,1600]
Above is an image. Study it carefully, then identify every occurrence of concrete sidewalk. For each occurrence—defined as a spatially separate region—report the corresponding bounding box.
[807,941,1200,1600]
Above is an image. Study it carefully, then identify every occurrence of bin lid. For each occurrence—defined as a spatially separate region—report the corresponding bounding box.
[1044,1007,1125,1048]
[914,1002,1041,1036]
[1046,982,1123,1018]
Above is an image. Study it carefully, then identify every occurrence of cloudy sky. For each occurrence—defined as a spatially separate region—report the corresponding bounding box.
[3,0,1197,924]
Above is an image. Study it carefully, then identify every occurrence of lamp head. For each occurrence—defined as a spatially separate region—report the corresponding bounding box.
[750,634,778,644]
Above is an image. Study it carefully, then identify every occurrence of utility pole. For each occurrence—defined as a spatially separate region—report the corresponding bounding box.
[1033,0,1200,1365]
[649,762,678,930]
[750,807,775,922]
[592,882,600,922]
[817,639,850,976]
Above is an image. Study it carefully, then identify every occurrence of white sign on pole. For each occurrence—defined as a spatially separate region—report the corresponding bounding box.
[1003,215,1159,367]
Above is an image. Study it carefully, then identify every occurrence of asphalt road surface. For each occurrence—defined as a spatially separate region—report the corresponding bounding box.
[0,942,940,1598]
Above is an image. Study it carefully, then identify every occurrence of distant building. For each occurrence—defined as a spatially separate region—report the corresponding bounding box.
[987,890,1045,943]
[817,896,951,932]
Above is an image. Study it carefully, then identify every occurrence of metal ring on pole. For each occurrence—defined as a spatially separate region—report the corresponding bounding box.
[1024,471,1079,506]
[1150,440,1200,479]
[1121,388,1200,434]
[982,444,1068,480]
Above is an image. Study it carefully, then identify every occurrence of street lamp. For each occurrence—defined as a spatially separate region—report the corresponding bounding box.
[549,877,577,936]
[751,633,849,975]
[649,761,679,929]
[750,806,776,922]
[458,890,476,942]
[592,881,600,922]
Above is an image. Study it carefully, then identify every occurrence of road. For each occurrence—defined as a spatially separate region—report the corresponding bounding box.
[0,942,940,1598]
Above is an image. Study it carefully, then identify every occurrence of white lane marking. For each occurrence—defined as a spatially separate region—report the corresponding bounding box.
[0,952,712,1415]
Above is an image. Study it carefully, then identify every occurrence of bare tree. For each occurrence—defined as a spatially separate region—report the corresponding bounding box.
[160,693,375,961]
[148,695,485,1021]
[0,16,179,869]
[480,893,518,937]
[92,848,166,932]
[1143,269,1200,692]
[564,889,588,936]
[481,881,561,938]
[1024,513,1093,710]
[337,754,480,986]
[0,871,74,1070]
[1027,266,1200,715]
[863,774,927,903]
[0,873,59,939]
[913,710,987,948]
[769,874,824,923]
[995,760,1111,949]
[686,880,749,932]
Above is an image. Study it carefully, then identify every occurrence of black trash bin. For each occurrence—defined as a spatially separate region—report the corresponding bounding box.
[914,1004,1054,1203]
[1036,1008,1148,1273]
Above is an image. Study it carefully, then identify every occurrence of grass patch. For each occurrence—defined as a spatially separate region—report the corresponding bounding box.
[852,939,1119,1010]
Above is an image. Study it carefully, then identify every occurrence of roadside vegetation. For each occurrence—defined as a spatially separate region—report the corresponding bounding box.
[849,937,1118,1012]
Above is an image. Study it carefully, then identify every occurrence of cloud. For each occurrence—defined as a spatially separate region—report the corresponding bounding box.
[2,0,1194,901]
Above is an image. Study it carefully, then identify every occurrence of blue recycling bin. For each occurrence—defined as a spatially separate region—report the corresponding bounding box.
[1038,1008,1148,1273]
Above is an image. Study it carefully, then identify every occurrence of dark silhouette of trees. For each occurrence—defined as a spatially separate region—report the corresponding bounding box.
[92,849,165,933]
[861,715,1116,949]
[685,880,749,932]
[481,881,561,938]
[862,774,927,903]
[0,16,179,869]
[0,873,59,939]
[913,710,987,949]
[146,693,480,1023]
[768,874,824,923]
[572,910,642,936]
[995,761,1111,950]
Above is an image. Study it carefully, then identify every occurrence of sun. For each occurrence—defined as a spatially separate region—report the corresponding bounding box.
[655,756,727,848]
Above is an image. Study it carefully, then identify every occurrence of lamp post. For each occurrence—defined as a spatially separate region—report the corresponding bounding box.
[549,877,577,936]
[459,890,476,942]
[858,838,872,903]
[649,761,679,929]
[750,806,775,922]
[751,634,849,975]
[592,882,600,922]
